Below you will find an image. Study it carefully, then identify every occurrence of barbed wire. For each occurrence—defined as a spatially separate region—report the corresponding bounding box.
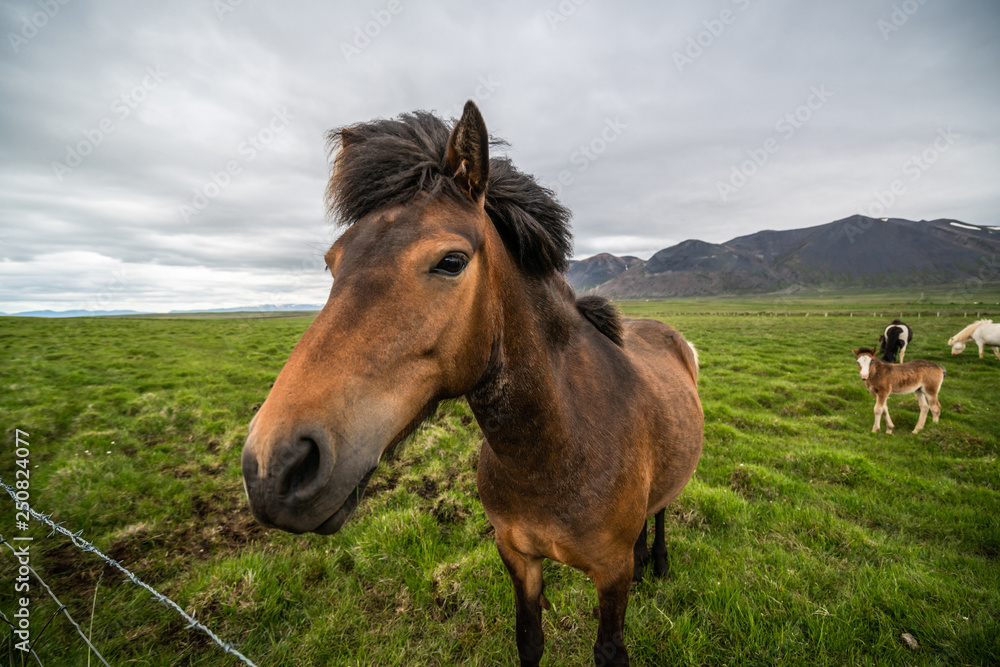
[0,477,258,667]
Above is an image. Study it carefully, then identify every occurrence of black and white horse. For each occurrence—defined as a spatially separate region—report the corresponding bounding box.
[878,319,913,363]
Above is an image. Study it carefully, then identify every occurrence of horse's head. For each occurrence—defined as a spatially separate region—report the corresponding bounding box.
[950,340,966,355]
[853,347,878,380]
[242,102,502,534]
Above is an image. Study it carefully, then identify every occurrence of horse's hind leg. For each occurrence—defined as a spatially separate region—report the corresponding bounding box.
[992,346,1000,360]
[496,541,546,667]
[652,508,669,578]
[632,522,649,583]
[913,390,929,434]
[591,558,633,667]
[927,384,942,424]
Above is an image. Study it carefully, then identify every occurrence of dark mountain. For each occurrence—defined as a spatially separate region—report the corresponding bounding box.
[566,253,645,290]
[569,216,1000,297]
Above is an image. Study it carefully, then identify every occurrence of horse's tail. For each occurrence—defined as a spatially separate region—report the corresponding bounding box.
[682,341,699,384]
[687,341,700,370]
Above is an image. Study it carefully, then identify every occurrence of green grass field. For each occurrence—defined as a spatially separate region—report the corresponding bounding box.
[1,291,998,665]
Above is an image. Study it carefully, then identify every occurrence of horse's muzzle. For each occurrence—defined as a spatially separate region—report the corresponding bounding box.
[242,426,333,533]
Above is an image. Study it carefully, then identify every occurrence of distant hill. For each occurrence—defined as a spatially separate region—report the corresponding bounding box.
[570,216,1000,297]
[2,304,323,318]
[166,304,322,314]
[566,253,645,290]
[1,309,144,318]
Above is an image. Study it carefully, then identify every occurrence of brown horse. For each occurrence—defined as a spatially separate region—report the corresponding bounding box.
[853,347,944,434]
[241,101,704,666]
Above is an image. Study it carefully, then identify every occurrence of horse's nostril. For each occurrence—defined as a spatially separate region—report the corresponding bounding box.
[281,436,322,498]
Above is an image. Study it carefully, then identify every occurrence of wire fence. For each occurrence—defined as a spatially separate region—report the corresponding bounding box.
[628,310,998,318]
[0,477,258,666]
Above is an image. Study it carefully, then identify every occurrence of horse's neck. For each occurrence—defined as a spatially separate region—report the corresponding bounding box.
[466,273,590,461]
[962,321,987,341]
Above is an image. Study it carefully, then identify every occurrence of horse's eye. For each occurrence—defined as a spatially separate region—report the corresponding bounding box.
[432,253,468,276]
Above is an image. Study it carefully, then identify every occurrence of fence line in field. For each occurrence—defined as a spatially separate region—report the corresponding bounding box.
[635,310,996,319]
[0,478,258,667]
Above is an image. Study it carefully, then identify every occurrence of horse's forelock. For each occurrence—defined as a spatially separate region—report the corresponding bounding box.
[323,110,572,277]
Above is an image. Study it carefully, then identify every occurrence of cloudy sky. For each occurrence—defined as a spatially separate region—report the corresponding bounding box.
[1,0,998,313]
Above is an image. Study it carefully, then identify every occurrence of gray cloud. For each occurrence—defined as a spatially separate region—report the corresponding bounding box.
[1,0,998,312]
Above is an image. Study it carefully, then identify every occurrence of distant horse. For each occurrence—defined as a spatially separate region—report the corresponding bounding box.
[853,347,944,434]
[241,102,704,666]
[878,318,913,363]
[948,319,1000,360]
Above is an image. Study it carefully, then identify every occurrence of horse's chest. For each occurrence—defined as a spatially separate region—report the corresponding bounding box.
[478,441,624,515]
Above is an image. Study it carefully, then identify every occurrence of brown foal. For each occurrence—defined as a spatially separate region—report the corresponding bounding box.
[853,347,944,434]
[241,101,704,666]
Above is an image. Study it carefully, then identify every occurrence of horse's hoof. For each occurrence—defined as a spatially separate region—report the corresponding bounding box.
[886,429,893,435]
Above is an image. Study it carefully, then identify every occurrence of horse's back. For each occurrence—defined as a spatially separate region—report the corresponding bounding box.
[888,360,945,395]
[901,359,945,375]
[974,322,1000,344]
[622,318,699,383]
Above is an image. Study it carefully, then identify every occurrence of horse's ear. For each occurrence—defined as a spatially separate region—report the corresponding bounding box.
[447,100,489,204]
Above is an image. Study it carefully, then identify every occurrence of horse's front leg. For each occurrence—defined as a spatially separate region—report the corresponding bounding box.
[872,398,884,432]
[496,540,546,667]
[978,341,986,358]
[592,558,633,666]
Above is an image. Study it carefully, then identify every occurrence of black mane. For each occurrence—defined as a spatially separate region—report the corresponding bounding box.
[326,111,572,275]
[576,295,625,346]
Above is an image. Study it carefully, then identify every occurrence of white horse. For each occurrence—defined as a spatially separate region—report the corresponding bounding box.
[948,319,1000,360]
